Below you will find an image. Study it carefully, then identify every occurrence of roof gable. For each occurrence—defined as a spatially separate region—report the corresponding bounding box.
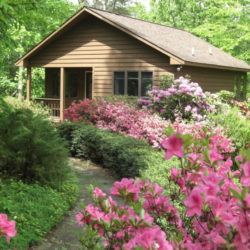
[15,7,250,72]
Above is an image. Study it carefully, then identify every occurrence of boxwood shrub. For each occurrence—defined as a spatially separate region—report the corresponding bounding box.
[57,122,179,189]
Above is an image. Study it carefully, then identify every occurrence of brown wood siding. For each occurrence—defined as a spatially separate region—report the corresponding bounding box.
[175,66,237,92]
[29,16,175,97]
[31,15,239,96]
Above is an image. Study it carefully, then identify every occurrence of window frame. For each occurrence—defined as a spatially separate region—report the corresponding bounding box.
[113,71,153,97]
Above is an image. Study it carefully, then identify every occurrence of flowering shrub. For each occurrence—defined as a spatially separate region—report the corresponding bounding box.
[76,132,250,249]
[65,98,170,148]
[65,99,233,151]
[139,76,213,122]
[0,214,16,242]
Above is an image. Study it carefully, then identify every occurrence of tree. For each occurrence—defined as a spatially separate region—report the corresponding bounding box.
[0,0,77,97]
[80,0,138,15]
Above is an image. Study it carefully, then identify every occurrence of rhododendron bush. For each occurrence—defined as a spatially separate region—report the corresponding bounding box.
[138,76,213,122]
[0,214,16,242]
[76,132,250,249]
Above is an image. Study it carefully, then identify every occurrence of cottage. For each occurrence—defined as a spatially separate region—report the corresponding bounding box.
[15,7,250,121]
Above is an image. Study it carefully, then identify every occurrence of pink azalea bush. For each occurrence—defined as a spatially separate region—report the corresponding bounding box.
[0,214,16,242]
[138,76,213,122]
[65,98,170,148]
[76,132,250,249]
[65,99,233,151]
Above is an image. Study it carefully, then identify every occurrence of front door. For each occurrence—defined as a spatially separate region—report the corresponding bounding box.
[85,71,92,99]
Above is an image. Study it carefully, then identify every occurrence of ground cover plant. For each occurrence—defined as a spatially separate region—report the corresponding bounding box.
[0,176,78,249]
[76,132,250,249]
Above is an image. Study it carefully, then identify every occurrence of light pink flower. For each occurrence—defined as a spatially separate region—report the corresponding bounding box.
[162,134,184,159]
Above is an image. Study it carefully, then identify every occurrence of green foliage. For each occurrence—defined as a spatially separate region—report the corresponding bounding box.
[217,90,236,104]
[208,107,250,155]
[0,75,17,96]
[0,0,77,97]
[4,96,50,117]
[81,0,136,15]
[0,99,70,189]
[0,176,78,249]
[96,95,138,106]
[57,122,179,191]
[159,74,175,90]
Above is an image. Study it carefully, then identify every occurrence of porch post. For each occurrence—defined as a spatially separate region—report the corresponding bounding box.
[60,68,65,121]
[26,66,31,101]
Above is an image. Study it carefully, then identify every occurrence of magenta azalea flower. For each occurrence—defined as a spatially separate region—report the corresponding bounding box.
[184,189,204,217]
[0,214,16,242]
[240,162,250,187]
[162,134,184,159]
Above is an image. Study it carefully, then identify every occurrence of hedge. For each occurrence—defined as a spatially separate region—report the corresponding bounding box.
[57,122,179,189]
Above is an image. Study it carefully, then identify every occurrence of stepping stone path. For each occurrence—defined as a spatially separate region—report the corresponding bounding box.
[31,158,117,250]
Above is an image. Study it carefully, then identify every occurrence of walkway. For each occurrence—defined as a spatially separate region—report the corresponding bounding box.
[31,158,117,250]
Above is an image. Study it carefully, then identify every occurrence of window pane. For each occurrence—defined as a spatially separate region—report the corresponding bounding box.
[128,72,138,78]
[115,72,125,79]
[142,72,152,79]
[114,72,125,95]
[128,79,138,96]
[141,72,153,96]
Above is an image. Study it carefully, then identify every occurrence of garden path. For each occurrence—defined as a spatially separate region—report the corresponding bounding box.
[31,158,117,250]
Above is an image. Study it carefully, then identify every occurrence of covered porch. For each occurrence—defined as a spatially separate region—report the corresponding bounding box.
[26,67,93,121]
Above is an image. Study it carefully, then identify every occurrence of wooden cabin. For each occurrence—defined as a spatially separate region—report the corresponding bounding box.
[15,7,250,121]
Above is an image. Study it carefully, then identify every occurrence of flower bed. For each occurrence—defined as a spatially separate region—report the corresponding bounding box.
[64,98,233,152]
[76,132,250,249]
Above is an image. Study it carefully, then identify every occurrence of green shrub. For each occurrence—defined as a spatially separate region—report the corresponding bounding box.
[208,107,250,155]
[4,96,50,117]
[0,176,78,249]
[57,122,179,190]
[96,95,138,106]
[0,99,70,189]
[158,74,175,90]
[217,90,236,104]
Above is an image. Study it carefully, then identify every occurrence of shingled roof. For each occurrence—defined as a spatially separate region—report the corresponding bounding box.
[15,7,250,71]
[88,7,250,71]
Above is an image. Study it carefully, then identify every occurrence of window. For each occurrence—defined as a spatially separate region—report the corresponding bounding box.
[114,72,125,95]
[114,71,153,96]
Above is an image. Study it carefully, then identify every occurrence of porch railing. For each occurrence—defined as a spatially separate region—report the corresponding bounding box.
[34,98,60,117]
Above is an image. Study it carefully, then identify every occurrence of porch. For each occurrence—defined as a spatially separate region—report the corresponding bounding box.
[27,67,92,121]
